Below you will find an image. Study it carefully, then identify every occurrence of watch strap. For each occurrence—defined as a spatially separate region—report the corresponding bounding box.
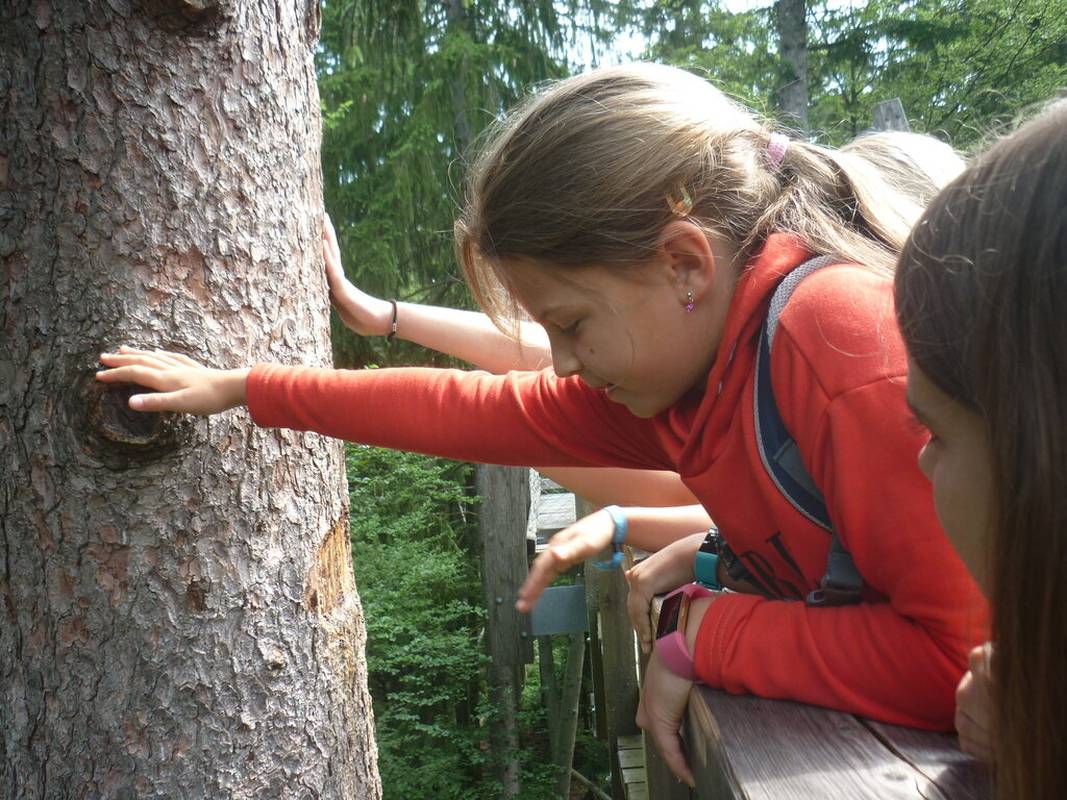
[695,527,723,590]
[655,583,714,680]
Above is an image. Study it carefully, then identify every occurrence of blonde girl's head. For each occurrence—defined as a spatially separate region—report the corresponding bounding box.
[842,131,966,207]
[455,62,925,327]
[895,103,1067,800]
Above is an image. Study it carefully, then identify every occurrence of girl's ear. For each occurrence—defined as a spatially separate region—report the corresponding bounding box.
[657,220,730,306]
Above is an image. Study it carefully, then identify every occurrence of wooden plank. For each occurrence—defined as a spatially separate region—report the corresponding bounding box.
[626,783,649,800]
[687,687,964,800]
[864,721,992,800]
[540,475,565,492]
[649,597,988,800]
[475,464,531,798]
[619,747,645,769]
[526,469,542,542]
[537,492,577,534]
[553,631,586,798]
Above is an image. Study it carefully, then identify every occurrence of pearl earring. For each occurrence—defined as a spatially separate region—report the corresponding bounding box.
[685,290,695,313]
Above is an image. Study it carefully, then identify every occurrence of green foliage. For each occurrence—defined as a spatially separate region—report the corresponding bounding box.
[346,444,486,797]
[347,444,567,799]
[809,0,1067,147]
[633,0,1067,148]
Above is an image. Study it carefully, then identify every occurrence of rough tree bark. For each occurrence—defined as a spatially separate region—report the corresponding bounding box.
[0,2,381,798]
[775,0,810,136]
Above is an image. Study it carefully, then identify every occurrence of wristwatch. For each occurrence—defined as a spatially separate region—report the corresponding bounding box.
[655,583,714,681]
[695,526,724,590]
[695,526,752,590]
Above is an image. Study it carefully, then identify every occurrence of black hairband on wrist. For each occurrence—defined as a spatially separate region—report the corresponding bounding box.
[387,300,398,341]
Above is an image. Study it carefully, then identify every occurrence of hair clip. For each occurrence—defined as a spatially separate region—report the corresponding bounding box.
[665,186,694,217]
[765,132,789,172]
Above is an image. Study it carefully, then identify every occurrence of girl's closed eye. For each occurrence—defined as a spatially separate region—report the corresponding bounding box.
[560,319,582,336]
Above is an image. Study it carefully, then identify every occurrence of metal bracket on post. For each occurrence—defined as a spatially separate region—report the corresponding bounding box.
[529,585,589,636]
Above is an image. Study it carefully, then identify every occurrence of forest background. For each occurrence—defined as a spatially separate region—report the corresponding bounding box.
[317,1,1067,797]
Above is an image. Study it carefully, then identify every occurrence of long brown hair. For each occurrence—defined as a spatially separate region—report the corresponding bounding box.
[455,62,923,329]
[895,103,1067,800]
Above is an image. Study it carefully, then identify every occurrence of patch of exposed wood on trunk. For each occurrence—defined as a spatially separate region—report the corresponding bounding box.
[305,514,355,615]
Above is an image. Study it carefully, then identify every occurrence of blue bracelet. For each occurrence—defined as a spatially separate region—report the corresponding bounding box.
[593,504,628,570]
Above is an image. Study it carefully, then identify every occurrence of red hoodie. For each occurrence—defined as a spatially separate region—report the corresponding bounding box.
[247,234,987,729]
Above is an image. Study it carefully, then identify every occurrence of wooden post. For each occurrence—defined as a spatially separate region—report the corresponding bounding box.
[553,631,587,798]
[476,464,532,798]
[578,498,641,798]
[539,635,560,755]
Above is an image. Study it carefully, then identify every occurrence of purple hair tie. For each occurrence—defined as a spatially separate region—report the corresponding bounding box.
[766,133,789,171]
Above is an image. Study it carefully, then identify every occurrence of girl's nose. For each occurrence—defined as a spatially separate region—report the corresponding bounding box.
[551,342,582,378]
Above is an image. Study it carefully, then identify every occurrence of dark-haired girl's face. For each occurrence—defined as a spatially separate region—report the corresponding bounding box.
[906,361,994,595]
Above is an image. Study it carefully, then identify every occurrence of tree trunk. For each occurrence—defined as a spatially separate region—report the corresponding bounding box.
[0,2,381,797]
[775,0,809,135]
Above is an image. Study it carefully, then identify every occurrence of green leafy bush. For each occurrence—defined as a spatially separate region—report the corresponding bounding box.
[347,445,562,799]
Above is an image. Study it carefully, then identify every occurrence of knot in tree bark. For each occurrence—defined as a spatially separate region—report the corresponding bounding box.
[83,375,187,468]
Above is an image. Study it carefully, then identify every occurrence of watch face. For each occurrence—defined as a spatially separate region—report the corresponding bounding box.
[656,591,690,639]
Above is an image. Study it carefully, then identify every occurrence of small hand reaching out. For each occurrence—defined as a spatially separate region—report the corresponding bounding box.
[516,507,617,613]
[323,214,393,337]
[96,346,249,415]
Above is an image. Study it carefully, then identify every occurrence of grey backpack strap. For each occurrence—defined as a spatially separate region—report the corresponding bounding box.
[754,256,864,607]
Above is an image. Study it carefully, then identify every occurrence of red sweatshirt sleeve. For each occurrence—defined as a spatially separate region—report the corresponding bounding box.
[246,363,672,471]
[692,269,988,730]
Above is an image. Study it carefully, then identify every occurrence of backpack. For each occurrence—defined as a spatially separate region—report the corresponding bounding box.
[752,255,864,607]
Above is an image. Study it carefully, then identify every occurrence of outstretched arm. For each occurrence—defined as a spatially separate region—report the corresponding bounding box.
[539,466,697,509]
[324,215,552,372]
[516,504,711,613]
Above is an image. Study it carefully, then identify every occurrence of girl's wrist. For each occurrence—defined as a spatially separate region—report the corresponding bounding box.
[684,596,716,654]
[372,297,395,337]
[226,367,251,409]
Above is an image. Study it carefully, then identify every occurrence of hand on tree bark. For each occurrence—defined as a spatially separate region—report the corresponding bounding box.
[96,346,249,414]
[323,214,393,336]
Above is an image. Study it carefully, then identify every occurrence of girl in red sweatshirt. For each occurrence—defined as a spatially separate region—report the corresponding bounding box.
[97,62,986,784]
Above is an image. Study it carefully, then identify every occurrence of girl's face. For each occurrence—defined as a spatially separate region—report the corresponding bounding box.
[505,257,725,419]
[906,362,995,595]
